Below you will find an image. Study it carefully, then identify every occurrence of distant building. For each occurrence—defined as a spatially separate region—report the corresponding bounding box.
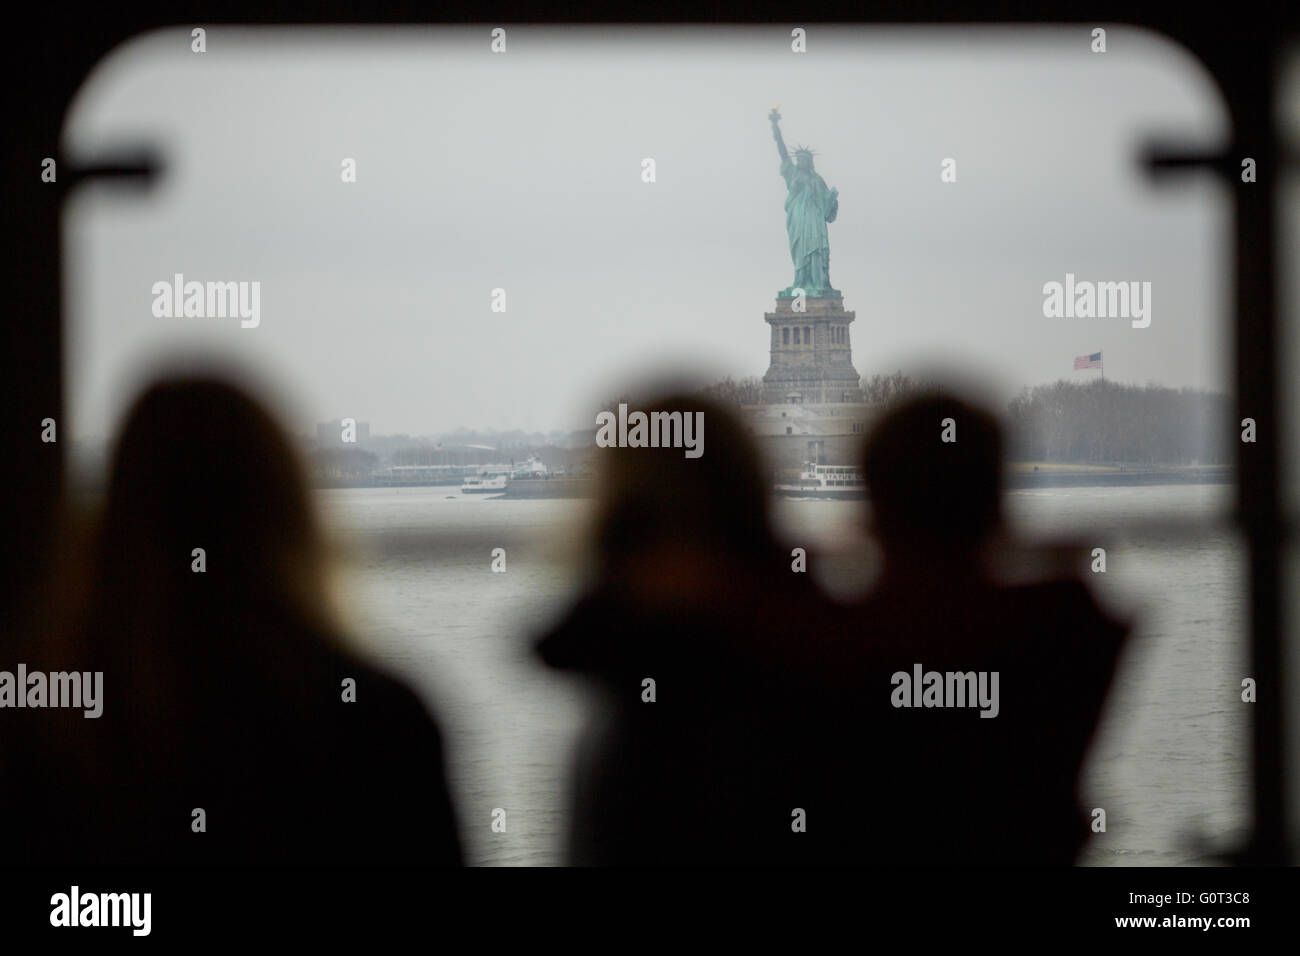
[744,401,876,471]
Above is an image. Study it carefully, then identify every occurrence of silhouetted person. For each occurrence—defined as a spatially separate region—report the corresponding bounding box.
[15,375,462,866]
[536,393,830,866]
[831,392,1129,865]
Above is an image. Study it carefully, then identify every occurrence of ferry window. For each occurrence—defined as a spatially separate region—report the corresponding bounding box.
[59,24,1239,869]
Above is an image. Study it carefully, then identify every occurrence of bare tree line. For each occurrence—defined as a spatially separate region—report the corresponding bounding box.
[1007,379,1231,465]
[307,446,378,480]
[702,373,1231,466]
[347,373,1234,473]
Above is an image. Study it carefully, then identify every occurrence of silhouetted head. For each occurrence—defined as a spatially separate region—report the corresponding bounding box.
[862,392,1004,562]
[591,393,777,591]
[794,148,815,171]
[90,375,332,647]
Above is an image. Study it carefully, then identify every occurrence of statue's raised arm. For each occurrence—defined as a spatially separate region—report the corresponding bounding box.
[769,107,790,165]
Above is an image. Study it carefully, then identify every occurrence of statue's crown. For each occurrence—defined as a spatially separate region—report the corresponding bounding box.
[793,145,816,159]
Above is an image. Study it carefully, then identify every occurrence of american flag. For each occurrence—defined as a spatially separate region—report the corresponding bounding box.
[1073,351,1103,370]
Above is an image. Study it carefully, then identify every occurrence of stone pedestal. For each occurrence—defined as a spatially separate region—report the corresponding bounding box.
[761,294,863,405]
[743,401,877,471]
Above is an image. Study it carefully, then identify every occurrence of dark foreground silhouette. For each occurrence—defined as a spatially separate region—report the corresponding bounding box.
[537,394,830,865]
[9,376,462,866]
[813,393,1131,865]
[539,389,1128,866]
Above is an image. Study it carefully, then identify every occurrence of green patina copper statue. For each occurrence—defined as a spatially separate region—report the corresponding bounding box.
[770,107,840,298]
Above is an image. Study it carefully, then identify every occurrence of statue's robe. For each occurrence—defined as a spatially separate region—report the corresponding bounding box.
[781,157,838,296]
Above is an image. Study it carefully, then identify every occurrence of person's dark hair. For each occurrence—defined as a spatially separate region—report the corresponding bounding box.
[591,392,776,572]
[861,391,1004,550]
[92,376,332,635]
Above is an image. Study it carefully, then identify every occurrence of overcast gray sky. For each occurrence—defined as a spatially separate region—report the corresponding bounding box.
[63,24,1230,440]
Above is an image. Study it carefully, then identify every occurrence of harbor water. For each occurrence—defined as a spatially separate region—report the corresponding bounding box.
[318,483,1246,866]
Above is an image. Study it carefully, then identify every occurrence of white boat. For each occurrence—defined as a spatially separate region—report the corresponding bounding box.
[775,462,866,499]
[510,455,549,480]
[460,475,509,494]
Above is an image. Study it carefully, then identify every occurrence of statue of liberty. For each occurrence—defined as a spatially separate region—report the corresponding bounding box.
[770,108,839,298]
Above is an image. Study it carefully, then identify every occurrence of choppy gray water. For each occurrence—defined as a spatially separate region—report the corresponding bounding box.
[318,484,1247,867]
